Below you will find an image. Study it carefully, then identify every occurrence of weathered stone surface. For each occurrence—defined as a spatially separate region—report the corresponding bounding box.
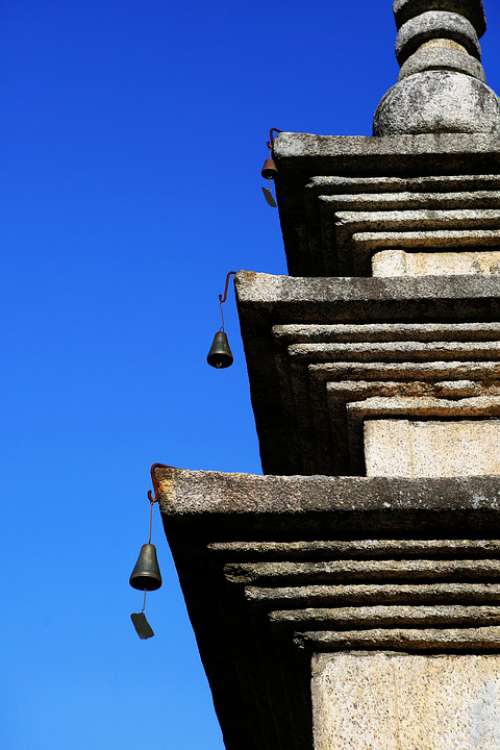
[365,419,500,477]
[245,582,500,608]
[396,12,481,63]
[372,249,500,276]
[312,653,500,750]
[335,206,500,230]
[157,466,500,536]
[270,152,500,275]
[271,604,500,629]
[349,395,500,415]
[290,341,500,362]
[224,558,500,586]
[236,271,500,313]
[308,174,500,195]
[273,322,500,343]
[210,538,500,560]
[374,71,500,136]
[326,192,500,210]
[305,174,500,195]
[297,626,500,651]
[393,0,486,36]
[274,132,500,174]
[354,228,500,250]
[399,44,485,80]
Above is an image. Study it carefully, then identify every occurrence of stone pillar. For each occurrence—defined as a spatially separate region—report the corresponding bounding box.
[313,653,500,750]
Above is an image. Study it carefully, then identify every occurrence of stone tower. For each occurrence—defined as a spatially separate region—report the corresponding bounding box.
[156,1,500,747]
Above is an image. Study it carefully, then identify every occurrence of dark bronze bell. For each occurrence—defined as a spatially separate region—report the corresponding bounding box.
[207,330,233,369]
[261,157,278,180]
[129,543,162,591]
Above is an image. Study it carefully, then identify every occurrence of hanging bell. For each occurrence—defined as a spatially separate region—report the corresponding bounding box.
[207,330,233,369]
[261,156,278,180]
[129,543,162,591]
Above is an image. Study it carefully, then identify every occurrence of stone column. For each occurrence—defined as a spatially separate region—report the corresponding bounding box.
[313,653,500,750]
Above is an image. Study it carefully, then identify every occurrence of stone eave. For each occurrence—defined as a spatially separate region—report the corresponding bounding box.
[272,132,500,276]
[273,132,500,177]
[234,271,500,475]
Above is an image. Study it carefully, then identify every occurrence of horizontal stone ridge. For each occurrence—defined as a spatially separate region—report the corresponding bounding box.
[221,544,500,650]
[157,467,500,526]
[245,583,500,607]
[209,538,500,559]
[399,45,486,81]
[270,605,500,629]
[224,559,500,585]
[295,626,500,651]
[273,132,500,165]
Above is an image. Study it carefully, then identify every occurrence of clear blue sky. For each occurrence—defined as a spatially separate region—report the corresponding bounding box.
[3,2,500,748]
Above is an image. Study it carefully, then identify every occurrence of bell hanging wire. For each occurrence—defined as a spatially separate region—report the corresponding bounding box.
[129,465,164,639]
[207,271,236,369]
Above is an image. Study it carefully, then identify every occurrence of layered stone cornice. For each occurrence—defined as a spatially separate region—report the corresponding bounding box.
[235,271,500,476]
[272,132,500,277]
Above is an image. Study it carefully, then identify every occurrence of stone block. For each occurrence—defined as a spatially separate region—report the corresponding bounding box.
[364,419,500,477]
[399,44,486,80]
[393,0,486,37]
[372,249,500,276]
[312,652,500,750]
[396,11,480,64]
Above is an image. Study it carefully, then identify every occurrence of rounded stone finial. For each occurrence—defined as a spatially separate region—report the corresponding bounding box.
[373,0,499,136]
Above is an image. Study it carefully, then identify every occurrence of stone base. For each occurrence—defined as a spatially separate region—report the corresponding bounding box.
[312,652,500,750]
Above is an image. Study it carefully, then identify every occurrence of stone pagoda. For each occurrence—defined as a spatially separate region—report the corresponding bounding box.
[156,2,500,747]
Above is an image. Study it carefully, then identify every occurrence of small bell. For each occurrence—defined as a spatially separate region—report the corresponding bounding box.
[261,156,278,180]
[207,330,233,369]
[129,543,162,591]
